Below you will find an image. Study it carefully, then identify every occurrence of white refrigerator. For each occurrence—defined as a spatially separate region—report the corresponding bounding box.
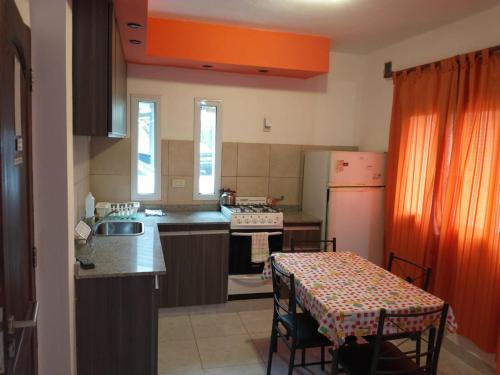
[302,151,387,265]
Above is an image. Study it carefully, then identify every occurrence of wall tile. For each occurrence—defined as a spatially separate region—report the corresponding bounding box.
[167,176,194,205]
[221,142,238,177]
[221,177,237,191]
[237,143,270,177]
[269,177,301,205]
[74,136,90,184]
[90,175,131,202]
[161,140,169,176]
[169,140,194,176]
[90,137,131,175]
[74,176,90,221]
[236,177,269,197]
[269,144,302,178]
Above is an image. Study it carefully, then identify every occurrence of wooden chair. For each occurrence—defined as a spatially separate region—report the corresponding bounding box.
[387,252,432,291]
[290,237,337,252]
[330,304,449,375]
[267,256,331,375]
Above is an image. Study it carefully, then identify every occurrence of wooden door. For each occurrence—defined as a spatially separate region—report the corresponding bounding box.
[0,1,37,374]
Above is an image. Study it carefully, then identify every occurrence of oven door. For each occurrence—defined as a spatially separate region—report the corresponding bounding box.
[229,229,283,275]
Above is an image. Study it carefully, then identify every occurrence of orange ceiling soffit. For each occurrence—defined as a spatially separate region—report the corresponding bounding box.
[146,17,330,78]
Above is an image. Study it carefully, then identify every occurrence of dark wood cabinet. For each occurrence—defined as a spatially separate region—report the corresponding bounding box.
[73,0,127,137]
[283,224,322,251]
[158,224,230,307]
[75,275,159,375]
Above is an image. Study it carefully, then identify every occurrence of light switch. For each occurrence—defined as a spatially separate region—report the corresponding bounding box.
[172,179,186,188]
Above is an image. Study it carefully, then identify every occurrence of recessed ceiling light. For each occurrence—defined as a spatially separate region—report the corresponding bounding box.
[258,69,269,73]
[127,22,143,29]
[202,64,213,68]
[129,39,142,45]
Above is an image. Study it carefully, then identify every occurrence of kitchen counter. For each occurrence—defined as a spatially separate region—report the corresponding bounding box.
[152,211,230,225]
[74,211,229,279]
[283,211,322,225]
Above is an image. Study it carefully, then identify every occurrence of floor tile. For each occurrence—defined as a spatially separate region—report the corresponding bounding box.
[438,348,488,375]
[158,300,494,375]
[158,340,202,374]
[239,309,273,334]
[190,312,247,338]
[159,314,194,342]
[203,363,267,375]
[197,334,262,369]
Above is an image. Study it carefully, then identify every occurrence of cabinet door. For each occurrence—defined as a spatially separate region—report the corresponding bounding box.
[192,231,229,305]
[159,234,193,307]
[284,225,322,252]
[73,0,111,136]
[109,14,127,137]
[159,229,230,307]
[76,276,158,375]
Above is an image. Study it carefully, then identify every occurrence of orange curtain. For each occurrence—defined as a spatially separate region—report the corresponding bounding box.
[385,50,500,353]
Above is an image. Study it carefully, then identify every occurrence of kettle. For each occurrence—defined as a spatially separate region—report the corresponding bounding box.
[219,189,236,206]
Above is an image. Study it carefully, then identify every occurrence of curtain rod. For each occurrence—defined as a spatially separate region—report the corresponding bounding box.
[383,44,500,79]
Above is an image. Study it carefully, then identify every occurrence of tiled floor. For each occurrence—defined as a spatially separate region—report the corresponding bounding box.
[158,299,494,375]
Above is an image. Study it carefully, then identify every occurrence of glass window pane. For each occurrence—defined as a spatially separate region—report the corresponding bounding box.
[198,105,217,195]
[137,101,156,195]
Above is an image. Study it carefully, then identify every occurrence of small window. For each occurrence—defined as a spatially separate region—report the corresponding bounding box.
[131,95,161,201]
[193,99,222,200]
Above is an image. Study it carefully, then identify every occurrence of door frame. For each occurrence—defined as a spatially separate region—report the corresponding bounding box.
[0,0,37,373]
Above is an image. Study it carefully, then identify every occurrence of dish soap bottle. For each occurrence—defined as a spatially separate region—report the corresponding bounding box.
[85,192,95,219]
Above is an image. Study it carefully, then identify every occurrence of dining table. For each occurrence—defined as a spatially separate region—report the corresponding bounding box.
[261,251,457,348]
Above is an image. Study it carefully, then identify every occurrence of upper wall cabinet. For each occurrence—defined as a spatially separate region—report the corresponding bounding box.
[73,0,127,137]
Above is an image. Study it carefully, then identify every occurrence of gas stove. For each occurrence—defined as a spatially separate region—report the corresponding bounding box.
[221,197,283,229]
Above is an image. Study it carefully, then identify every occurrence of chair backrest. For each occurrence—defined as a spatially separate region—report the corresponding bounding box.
[370,303,449,375]
[290,237,336,253]
[270,256,297,326]
[387,252,432,291]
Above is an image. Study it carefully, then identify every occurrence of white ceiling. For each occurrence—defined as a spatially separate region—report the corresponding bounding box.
[148,0,499,53]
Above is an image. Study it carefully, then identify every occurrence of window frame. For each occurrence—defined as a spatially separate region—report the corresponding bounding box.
[130,94,162,201]
[193,98,222,201]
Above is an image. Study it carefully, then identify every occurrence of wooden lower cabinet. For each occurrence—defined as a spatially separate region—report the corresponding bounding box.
[76,275,159,375]
[283,224,322,251]
[159,224,230,307]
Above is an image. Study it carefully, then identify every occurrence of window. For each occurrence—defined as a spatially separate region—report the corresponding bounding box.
[131,95,161,201]
[193,99,222,200]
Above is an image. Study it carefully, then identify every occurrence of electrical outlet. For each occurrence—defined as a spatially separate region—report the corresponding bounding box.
[263,117,272,132]
[172,179,186,188]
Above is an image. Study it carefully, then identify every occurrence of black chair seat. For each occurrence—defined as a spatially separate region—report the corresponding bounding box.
[280,312,332,347]
[339,341,425,375]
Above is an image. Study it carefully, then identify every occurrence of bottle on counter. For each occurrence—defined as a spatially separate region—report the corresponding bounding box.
[85,192,95,219]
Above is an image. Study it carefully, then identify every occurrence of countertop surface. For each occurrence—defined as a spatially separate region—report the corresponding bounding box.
[74,210,319,279]
[153,211,230,225]
[283,211,322,225]
[75,216,166,279]
[74,211,229,279]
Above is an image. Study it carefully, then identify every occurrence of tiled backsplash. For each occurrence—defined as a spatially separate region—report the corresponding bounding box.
[89,138,356,207]
[74,136,91,221]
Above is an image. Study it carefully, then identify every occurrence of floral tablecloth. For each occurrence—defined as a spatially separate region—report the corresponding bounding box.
[262,251,457,348]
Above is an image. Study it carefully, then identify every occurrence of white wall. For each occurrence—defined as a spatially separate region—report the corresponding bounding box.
[31,0,76,374]
[357,5,500,152]
[128,51,366,146]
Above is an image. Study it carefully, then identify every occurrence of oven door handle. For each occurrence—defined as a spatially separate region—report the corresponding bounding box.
[231,231,282,237]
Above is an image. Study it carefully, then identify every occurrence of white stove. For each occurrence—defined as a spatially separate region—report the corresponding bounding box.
[221,197,283,229]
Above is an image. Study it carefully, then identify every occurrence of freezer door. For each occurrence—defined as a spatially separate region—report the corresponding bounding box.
[329,151,386,187]
[327,187,384,265]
